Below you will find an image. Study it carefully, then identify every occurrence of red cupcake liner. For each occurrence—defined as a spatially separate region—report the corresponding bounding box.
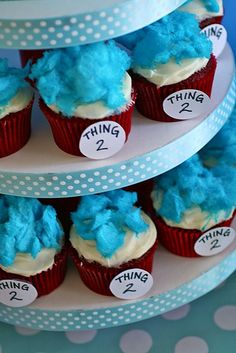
[153,212,235,257]
[39,92,136,156]
[200,16,223,29]
[19,50,45,67]
[70,239,158,296]
[40,197,80,238]
[124,179,154,211]
[0,246,68,297]
[132,54,217,122]
[0,99,33,158]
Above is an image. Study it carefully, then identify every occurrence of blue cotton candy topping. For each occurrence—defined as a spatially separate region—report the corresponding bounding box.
[116,29,146,50]
[199,108,236,166]
[153,155,236,223]
[71,190,149,258]
[30,41,131,117]
[202,0,220,12]
[132,11,212,69]
[185,0,220,12]
[0,58,29,107]
[0,196,63,267]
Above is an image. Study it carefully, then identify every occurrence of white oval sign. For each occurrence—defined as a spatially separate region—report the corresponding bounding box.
[194,227,235,256]
[163,89,211,120]
[201,24,227,58]
[109,268,153,300]
[79,121,126,160]
[0,279,38,307]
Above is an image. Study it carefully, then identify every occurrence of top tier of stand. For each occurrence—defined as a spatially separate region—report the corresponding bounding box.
[0,0,188,49]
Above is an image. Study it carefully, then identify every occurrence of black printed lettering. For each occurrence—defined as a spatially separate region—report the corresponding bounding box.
[210,239,221,251]
[96,139,108,151]
[179,102,192,114]
[123,283,136,294]
[9,291,23,302]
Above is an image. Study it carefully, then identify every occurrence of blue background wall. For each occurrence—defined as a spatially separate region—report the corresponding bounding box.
[223,0,236,54]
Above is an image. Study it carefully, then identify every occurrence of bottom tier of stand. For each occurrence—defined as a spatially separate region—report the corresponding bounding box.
[0,217,235,331]
[0,270,235,353]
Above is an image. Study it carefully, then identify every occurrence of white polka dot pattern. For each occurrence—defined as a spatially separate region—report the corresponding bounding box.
[0,0,187,48]
[0,248,235,331]
[214,306,236,330]
[65,330,97,343]
[0,79,235,198]
[175,337,209,353]
[15,326,40,336]
[120,330,152,353]
[162,304,190,320]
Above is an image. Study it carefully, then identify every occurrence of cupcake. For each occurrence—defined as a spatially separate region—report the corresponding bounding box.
[70,190,157,296]
[30,41,136,157]
[179,0,224,28]
[130,11,216,122]
[199,107,236,167]
[0,58,34,157]
[150,155,236,257]
[0,196,67,297]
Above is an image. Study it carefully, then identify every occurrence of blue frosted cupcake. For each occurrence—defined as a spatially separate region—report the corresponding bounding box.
[0,58,34,157]
[151,155,236,257]
[70,190,157,295]
[199,107,236,168]
[179,0,224,28]
[127,11,216,122]
[0,196,67,296]
[30,41,135,156]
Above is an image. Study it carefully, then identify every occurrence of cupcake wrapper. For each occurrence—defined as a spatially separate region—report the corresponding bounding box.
[133,54,217,122]
[0,246,68,297]
[70,239,158,296]
[0,99,33,158]
[200,16,223,29]
[39,92,136,156]
[19,50,45,67]
[124,179,154,211]
[154,213,235,257]
[40,197,80,238]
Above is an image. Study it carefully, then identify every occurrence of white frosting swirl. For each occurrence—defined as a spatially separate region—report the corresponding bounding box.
[0,86,33,120]
[179,0,223,21]
[151,189,234,231]
[0,248,57,277]
[133,57,208,87]
[49,72,132,120]
[70,212,157,267]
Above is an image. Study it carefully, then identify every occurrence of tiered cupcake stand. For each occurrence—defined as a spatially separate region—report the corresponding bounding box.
[0,0,236,351]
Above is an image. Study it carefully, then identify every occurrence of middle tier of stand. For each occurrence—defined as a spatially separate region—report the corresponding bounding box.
[0,44,235,198]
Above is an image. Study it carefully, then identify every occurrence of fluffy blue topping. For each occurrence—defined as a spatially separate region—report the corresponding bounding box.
[30,41,131,117]
[199,108,236,166]
[0,196,63,267]
[203,0,220,12]
[116,29,146,50]
[0,58,29,107]
[185,0,220,12]
[153,155,236,223]
[132,11,212,69]
[71,190,149,258]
